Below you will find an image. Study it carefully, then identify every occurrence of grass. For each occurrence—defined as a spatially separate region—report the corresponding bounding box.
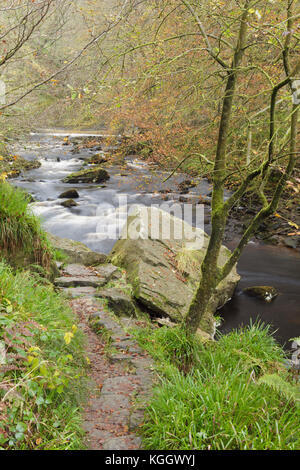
[0,260,88,450]
[133,323,300,450]
[0,182,52,270]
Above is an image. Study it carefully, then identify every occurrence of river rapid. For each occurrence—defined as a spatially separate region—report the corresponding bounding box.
[11,130,300,349]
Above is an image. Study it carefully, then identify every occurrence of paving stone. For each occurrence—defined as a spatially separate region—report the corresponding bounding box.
[102,409,130,426]
[89,314,124,335]
[131,356,154,370]
[55,276,101,288]
[96,394,131,412]
[101,376,140,395]
[69,284,154,450]
[108,353,134,365]
[64,286,97,298]
[63,264,95,277]
[88,430,112,449]
[114,341,143,354]
[102,435,142,450]
[111,334,132,342]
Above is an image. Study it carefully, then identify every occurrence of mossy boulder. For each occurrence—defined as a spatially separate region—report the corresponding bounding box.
[109,206,240,335]
[47,233,107,266]
[62,166,110,184]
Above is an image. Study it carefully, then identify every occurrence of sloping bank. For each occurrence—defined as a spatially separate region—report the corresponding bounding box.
[0,182,87,450]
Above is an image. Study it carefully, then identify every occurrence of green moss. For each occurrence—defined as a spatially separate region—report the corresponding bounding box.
[62,166,110,184]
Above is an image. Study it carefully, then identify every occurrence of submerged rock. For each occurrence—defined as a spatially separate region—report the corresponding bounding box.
[110,206,240,335]
[243,286,278,302]
[47,233,107,266]
[60,199,77,208]
[62,166,110,184]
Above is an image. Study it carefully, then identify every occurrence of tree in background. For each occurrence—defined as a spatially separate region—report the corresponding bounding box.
[91,0,299,334]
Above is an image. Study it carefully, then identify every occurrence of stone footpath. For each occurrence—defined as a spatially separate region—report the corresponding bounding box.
[55,263,154,450]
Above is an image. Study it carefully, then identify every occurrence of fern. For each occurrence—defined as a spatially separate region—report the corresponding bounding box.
[258,374,300,406]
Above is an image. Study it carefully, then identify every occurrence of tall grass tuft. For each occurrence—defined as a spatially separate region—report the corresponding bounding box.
[0,182,52,269]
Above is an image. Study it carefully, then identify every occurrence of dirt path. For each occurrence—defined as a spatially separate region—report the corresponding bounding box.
[69,295,154,450]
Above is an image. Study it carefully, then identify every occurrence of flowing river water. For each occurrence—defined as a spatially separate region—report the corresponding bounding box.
[11,131,300,349]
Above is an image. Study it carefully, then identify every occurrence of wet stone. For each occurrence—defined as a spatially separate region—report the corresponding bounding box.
[60,199,78,208]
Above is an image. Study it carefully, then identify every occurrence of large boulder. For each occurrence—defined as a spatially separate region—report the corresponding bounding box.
[109,206,240,335]
[47,233,107,266]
